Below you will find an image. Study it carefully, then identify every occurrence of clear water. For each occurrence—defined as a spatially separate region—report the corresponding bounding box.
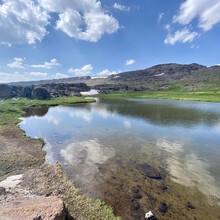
[20,98,220,218]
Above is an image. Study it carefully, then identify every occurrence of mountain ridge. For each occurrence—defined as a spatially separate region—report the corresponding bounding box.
[3,63,220,93]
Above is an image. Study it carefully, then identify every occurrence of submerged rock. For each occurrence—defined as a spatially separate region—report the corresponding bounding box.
[136,163,162,180]
[187,202,195,210]
[159,202,168,214]
[160,184,168,191]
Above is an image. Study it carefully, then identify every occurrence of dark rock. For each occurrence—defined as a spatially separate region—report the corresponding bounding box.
[132,187,140,194]
[0,84,10,98]
[160,184,168,191]
[159,202,168,214]
[23,86,33,98]
[0,83,90,99]
[136,163,162,180]
[134,194,142,199]
[32,87,51,100]
[187,202,195,209]
[0,187,6,195]
[132,201,141,211]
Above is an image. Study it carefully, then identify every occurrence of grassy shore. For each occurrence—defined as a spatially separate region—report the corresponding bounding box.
[99,90,220,102]
[0,96,120,220]
[0,96,94,128]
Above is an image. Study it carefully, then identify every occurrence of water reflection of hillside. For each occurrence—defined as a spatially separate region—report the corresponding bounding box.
[77,98,220,127]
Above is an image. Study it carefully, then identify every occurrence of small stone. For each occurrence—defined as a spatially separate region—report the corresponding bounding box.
[160,185,168,191]
[134,194,142,199]
[132,187,140,194]
[0,187,6,195]
[133,201,141,211]
[159,202,168,214]
[187,202,195,209]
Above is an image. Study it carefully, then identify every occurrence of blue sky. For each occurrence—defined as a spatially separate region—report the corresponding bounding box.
[0,0,220,83]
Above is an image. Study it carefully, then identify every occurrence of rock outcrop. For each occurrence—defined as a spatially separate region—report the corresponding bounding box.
[0,83,90,100]
[0,196,68,220]
[0,174,68,220]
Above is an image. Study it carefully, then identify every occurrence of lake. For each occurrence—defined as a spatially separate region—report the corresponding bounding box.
[20,98,220,219]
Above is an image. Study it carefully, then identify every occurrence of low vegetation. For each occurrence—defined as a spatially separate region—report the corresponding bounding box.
[99,90,220,103]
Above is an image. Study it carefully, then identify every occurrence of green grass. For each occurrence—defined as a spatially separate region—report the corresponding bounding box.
[99,90,220,102]
[0,96,94,129]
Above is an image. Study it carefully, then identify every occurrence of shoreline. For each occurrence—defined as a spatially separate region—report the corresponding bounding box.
[0,97,120,220]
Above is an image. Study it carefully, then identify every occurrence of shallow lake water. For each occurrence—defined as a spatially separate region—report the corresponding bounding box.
[20,98,220,219]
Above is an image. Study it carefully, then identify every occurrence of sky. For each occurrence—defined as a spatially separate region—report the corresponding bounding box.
[0,0,220,83]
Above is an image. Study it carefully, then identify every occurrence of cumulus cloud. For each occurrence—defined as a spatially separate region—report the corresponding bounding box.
[0,72,26,83]
[7,58,25,69]
[173,0,220,31]
[164,28,199,45]
[39,0,119,42]
[31,59,60,69]
[68,64,93,76]
[54,72,69,79]
[0,71,48,83]
[97,69,117,76]
[126,59,135,66]
[0,0,119,45]
[113,3,130,12]
[0,0,49,45]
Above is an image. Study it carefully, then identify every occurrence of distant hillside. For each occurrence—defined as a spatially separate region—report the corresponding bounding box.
[6,63,220,93]
[94,63,220,93]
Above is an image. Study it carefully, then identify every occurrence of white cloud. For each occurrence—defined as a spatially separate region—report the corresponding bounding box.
[54,72,69,79]
[0,0,49,45]
[0,71,48,83]
[173,0,220,31]
[0,0,119,45]
[40,0,119,42]
[0,72,23,83]
[31,59,60,69]
[215,64,220,66]
[97,69,117,76]
[126,59,135,66]
[29,72,48,77]
[7,58,25,69]
[68,64,93,76]
[113,3,130,12]
[158,12,165,23]
[164,28,199,45]
[165,24,171,31]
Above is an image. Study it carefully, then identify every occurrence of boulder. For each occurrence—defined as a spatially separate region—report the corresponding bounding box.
[0,84,10,98]
[0,196,68,220]
[23,86,33,98]
[32,87,51,100]
[136,163,162,180]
